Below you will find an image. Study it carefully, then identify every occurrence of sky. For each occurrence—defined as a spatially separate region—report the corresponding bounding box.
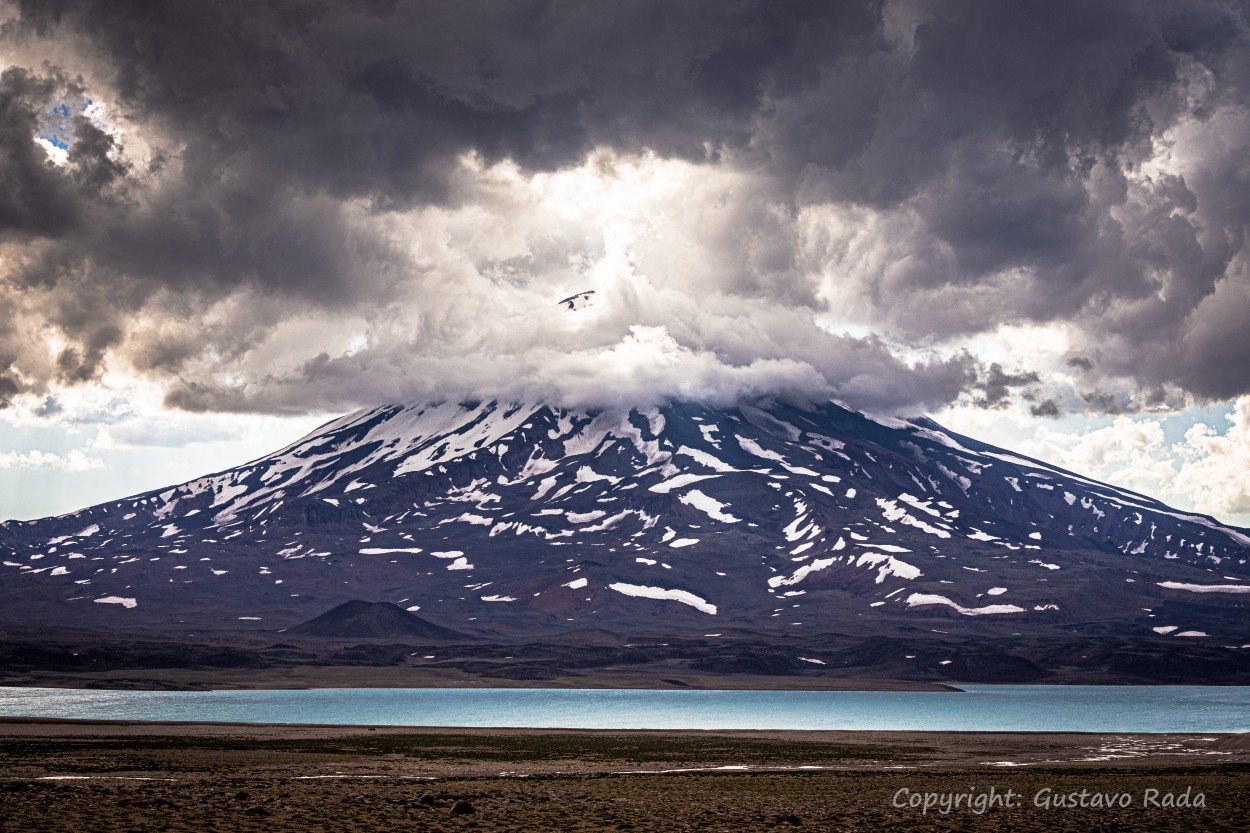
[1,0,1249,526]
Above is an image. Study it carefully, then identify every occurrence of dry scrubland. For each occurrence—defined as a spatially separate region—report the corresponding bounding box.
[1,722,1248,832]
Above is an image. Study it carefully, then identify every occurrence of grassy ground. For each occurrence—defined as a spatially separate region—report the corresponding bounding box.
[1,724,1247,831]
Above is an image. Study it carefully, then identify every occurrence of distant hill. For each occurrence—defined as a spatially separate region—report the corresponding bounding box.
[289,600,470,640]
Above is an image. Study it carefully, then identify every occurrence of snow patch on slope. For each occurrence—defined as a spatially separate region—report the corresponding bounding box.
[609,583,717,614]
[905,593,1025,616]
[679,490,741,523]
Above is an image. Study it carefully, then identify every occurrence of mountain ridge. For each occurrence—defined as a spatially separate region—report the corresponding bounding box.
[2,398,1247,641]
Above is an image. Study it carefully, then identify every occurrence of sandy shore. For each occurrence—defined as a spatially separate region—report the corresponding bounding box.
[2,716,1248,761]
[1,719,1246,831]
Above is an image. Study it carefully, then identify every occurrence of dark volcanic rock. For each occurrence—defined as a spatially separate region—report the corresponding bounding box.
[289,601,469,640]
[0,641,264,673]
[933,652,1046,683]
[690,651,804,675]
[81,678,204,690]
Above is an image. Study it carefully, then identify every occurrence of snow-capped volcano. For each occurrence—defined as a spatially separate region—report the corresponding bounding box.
[2,399,1248,638]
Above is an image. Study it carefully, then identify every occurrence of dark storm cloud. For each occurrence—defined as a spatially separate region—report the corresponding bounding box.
[1,0,1248,414]
[1067,357,1095,373]
[0,66,82,237]
[1029,399,1062,418]
[9,0,879,205]
[976,363,1041,410]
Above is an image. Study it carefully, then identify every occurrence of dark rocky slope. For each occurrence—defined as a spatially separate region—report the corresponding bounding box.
[2,399,1246,644]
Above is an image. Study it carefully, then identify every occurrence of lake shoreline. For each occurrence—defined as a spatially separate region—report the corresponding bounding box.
[0,667,962,692]
[1,718,1246,769]
[2,714,1248,742]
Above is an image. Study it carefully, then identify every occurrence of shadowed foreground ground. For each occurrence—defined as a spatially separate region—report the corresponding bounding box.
[1,721,1247,832]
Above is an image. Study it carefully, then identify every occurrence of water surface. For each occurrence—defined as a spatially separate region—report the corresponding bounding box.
[0,685,1244,732]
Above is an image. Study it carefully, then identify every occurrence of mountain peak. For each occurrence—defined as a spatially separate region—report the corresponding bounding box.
[288,600,470,641]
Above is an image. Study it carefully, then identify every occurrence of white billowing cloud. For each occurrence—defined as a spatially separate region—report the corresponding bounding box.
[1172,397,1250,517]
[0,448,101,471]
[936,396,1250,525]
[34,136,69,166]
[484,324,833,409]
[148,152,972,415]
[1024,418,1181,503]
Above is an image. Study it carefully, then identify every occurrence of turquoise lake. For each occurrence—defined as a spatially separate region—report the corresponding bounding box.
[1,685,1246,732]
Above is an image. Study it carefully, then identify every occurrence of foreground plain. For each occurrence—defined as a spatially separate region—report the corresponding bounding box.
[1,720,1247,832]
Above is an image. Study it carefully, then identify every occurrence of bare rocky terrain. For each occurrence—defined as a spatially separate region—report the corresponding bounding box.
[1,721,1246,832]
[4,619,1250,690]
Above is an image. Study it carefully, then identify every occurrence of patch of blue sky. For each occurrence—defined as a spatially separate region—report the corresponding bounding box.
[38,98,93,149]
[1154,400,1236,446]
[1014,400,1235,457]
[0,419,89,457]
